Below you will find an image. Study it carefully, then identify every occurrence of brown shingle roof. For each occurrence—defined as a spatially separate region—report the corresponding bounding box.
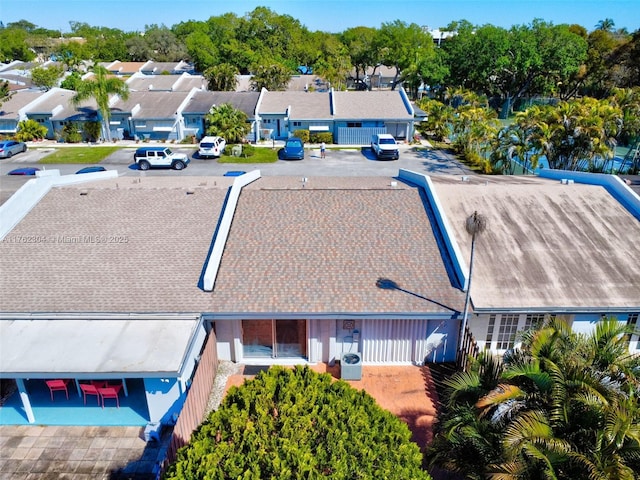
[210,176,464,314]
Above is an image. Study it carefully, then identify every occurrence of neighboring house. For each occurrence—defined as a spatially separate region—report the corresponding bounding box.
[257,90,331,141]
[348,65,398,90]
[101,61,147,76]
[21,87,100,140]
[181,90,261,141]
[140,61,193,75]
[0,173,225,425]
[126,72,206,92]
[0,89,44,135]
[0,169,638,427]
[331,90,414,142]
[109,89,197,140]
[255,88,415,144]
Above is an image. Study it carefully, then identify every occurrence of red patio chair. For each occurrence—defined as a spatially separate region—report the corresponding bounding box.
[79,383,100,405]
[98,386,120,408]
[45,379,69,401]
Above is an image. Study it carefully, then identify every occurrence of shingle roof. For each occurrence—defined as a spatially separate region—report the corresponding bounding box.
[259,91,331,119]
[0,176,464,317]
[210,176,465,315]
[182,91,260,117]
[110,90,191,118]
[0,177,230,313]
[331,91,413,119]
[431,175,640,311]
[0,90,43,120]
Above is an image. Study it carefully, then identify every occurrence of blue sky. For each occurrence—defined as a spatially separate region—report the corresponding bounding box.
[2,0,639,33]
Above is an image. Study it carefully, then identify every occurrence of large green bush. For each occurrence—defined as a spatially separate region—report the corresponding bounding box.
[164,366,430,480]
[16,119,48,141]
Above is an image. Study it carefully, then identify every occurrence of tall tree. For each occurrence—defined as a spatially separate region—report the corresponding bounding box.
[72,65,129,141]
[250,63,292,91]
[30,65,64,91]
[377,20,435,90]
[204,63,239,91]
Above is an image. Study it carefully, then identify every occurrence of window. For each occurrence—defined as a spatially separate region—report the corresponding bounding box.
[485,314,496,350]
[496,314,519,350]
[524,314,545,330]
[346,122,362,128]
[292,121,301,127]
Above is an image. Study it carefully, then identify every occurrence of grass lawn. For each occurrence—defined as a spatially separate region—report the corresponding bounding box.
[218,146,278,164]
[39,146,121,164]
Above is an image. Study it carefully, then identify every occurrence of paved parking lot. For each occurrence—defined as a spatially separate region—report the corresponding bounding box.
[0,141,472,204]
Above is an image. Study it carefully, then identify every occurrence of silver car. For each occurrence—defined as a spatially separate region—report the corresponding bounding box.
[0,140,27,158]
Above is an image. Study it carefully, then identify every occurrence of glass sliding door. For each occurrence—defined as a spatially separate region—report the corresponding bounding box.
[242,319,306,359]
[275,319,306,358]
[242,320,274,357]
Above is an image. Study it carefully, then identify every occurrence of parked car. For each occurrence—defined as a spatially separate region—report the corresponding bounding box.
[278,138,305,160]
[371,133,399,160]
[133,147,189,171]
[0,140,27,159]
[198,136,226,158]
[7,167,39,175]
[75,166,106,174]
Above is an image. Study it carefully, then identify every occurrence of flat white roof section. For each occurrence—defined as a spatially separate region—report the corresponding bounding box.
[0,317,201,377]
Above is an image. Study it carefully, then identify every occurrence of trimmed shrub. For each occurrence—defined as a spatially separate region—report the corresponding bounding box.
[164,366,430,480]
[310,131,333,144]
[292,129,309,143]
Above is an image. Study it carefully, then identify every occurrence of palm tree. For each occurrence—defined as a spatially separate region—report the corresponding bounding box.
[72,65,129,141]
[204,63,239,91]
[427,316,640,480]
[204,103,251,143]
[596,19,615,32]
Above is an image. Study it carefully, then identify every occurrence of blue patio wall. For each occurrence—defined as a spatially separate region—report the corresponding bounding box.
[144,378,183,424]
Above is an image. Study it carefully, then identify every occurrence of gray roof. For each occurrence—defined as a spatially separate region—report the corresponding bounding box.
[2,174,637,318]
[22,88,98,118]
[0,177,231,313]
[110,90,191,119]
[182,90,260,118]
[331,91,413,119]
[0,89,43,120]
[259,91,331,119]
[127,73,205,92]
[431,175,640,311]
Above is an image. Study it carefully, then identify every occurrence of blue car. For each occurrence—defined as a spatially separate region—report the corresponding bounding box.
[75,166,106,174]
[278,138,305,160]
[7,167,39,176]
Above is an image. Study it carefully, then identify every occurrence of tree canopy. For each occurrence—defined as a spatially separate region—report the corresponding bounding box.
[426,316,640,480]
[165,366,430,480]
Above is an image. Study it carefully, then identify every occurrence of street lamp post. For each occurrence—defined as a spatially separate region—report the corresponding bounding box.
[459,211,487,353]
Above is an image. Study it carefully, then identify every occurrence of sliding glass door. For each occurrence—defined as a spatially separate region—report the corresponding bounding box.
[242,319,307,358]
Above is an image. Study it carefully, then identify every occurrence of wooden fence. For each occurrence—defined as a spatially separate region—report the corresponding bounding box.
[456,325,479,372]
[161,330,218,473]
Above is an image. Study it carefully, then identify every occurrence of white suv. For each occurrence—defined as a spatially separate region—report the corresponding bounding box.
[371,133,399,160]
[198,136,226,158]
[134,147,190,170]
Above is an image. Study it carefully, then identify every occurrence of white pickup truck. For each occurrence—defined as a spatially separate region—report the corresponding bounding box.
[371,133,399,160]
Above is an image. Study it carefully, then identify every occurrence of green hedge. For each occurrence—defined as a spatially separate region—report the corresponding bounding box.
[310,131,333,144]
[292,129,309,142]
[164,366,430,480]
